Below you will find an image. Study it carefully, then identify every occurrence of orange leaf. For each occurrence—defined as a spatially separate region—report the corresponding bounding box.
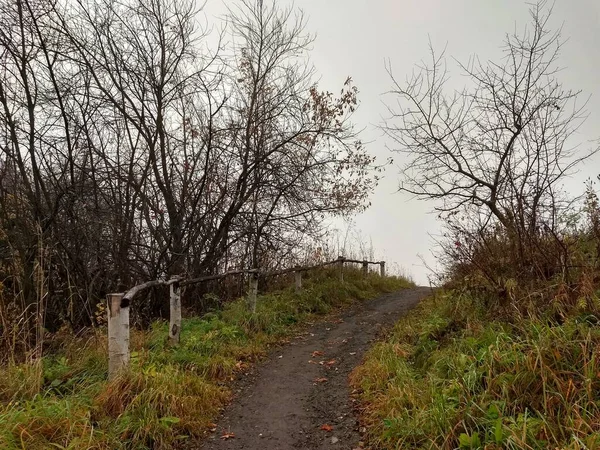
[235,361,248,371]
[221,432,235,440]
[325,359,337,367]
[320,424,334,432]
[314,377,328,383]
[312,350,325,357]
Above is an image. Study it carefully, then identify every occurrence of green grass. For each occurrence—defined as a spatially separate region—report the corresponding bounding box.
[0,267,413,449]
[351,288,600,450]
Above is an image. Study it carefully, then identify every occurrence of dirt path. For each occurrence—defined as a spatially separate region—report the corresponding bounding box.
[201,287,429,450]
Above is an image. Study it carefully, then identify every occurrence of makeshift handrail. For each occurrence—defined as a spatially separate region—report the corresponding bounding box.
[106,257,385,377]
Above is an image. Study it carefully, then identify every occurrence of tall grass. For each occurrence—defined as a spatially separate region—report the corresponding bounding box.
[0,267,412,449]
[351,287,600,449]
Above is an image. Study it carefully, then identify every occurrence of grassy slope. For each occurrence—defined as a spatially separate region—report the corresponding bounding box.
[0,268,412,450]
[351,289,600,450]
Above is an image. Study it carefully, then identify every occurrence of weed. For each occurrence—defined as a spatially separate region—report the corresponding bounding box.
[0,267,412,449]
[351,288,600,449]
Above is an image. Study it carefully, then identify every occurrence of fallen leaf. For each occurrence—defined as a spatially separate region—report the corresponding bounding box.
[235,361,248,371]
[321,424,334,432]
[325,359,337,367]
[221,432,235,440]
[349,352,356,356]
[314,377,328,383]
[312,350,325,357]
[208,423,217,431]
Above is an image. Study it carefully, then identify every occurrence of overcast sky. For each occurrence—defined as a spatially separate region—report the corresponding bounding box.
[206,0,600,284]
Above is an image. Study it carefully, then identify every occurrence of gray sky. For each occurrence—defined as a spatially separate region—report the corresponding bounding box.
[207,0,600,284]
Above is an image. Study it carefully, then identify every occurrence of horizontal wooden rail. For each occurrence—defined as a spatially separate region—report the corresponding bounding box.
[120,258,384,304]
[180,268,258,288]
[107,256,386,378]
[264,260,334,277]
[122,277,181,305]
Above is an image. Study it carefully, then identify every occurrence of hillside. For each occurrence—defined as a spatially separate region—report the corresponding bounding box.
[352,284,600,449]
[0,268,413,449]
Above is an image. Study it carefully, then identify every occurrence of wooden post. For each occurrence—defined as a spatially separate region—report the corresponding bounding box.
[107,293,129,379]
[169,278,181,345]
[380,261,386,277]
[362,261,368,275]
[248,271,259,313]
[337,256,345,282]
[294,268,302,293]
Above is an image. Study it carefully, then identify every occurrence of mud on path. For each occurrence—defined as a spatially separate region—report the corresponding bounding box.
[201,287,430,450]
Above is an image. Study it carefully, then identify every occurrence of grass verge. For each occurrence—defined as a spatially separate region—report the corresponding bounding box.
[350,288,600,450]
[0,267,412,449]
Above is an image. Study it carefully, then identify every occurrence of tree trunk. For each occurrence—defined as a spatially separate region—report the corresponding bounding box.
[337,256,344,282]
[107,293,129,378]
[169,280,181,345]
[247,272,258,313]
[294,269,302,293]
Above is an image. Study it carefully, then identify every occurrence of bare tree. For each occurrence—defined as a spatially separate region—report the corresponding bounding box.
[383,2,597,283]
[0,0,91,324]
[226,0,377,271]
[0,0,378,338]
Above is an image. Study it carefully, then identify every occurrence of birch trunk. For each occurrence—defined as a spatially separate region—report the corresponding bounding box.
[337,257,344,282]
[294,270,302,293]
[169,280,181,345]
[248,272,258,313]
[107,293,129,378]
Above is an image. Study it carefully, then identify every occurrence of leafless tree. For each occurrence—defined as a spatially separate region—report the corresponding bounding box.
[383,2,597,284]
[226,0,377,271]
[0,0,378,337]
[0,0,87,322]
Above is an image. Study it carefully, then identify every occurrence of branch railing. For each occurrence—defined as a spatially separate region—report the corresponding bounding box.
[106,256,385,378]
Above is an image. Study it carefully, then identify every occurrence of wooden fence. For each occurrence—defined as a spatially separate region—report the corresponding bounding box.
[106,256,385,378]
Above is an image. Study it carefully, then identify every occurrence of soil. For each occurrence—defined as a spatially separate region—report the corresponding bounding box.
[201,287,430,450]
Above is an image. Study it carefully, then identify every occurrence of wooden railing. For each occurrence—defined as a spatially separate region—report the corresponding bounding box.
[106,256,385,378]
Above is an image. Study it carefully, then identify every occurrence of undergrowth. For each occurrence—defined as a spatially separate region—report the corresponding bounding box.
[351,287,600,449]
[0,267,412,449]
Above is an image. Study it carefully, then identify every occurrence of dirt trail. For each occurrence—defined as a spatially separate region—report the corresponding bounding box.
[201,287,430,450]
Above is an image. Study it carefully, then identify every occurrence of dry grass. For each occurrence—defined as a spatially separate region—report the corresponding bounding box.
[0,267,413,449]
[351,287,600,449]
